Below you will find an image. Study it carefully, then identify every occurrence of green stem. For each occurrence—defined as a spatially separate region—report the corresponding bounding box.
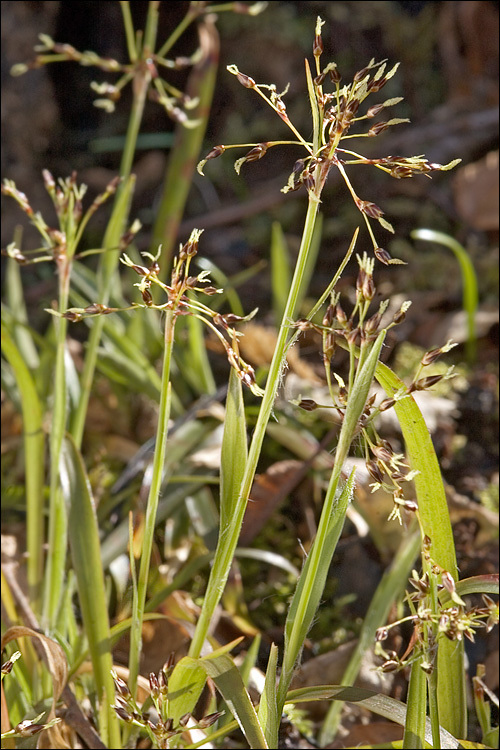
[128,309,175,698]
[188,193,322,658]
[42,259,70,629]
[277,329,386,711]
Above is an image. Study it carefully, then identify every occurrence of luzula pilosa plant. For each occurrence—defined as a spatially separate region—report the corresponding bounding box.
[199,16,460,261]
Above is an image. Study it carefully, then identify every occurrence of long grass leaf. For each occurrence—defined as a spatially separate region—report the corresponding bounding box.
[1,322,45,611]
[375,361,466,739]
[411,229,478,363]
[286,685,460,749]
[403,659,428,749]
[220,367,248,530]
[200,651,268,749]
[257,643,279,749]
[60,434,120,748]
[319,531,421,745]
[271,222,292,324]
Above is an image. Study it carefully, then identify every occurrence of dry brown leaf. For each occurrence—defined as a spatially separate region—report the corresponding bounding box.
[240,459,306,546]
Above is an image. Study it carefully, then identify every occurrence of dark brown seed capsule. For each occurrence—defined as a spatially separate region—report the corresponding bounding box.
[353,66,370,82]
[421,347,443,366]
[242,143,269,162]
[298,399,318,411]
[366,460,384,483]
[142,288,153,306]
[368,121,390,136]
[301,170,315,191]
[412,374,444,390]
[204,144,226,161]
[313,34,324,57]
[356,199,384,219]
[379,397,396,412]
[374,247,392,265]
[366,103,385,118]
[329,67,341,84]
[368,77,388,93]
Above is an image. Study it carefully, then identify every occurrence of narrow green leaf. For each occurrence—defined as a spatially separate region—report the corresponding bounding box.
[1,321,45,611]
[280,470,355,702]
[294,211,323,316]
[411,229,478,363]
[403,660,428,749]
[286,685,460,749]
[219,367,248,530]
[200,652,268,749]
[257,643,279,749]
[375,361,466,739]
[60,434,120,748]
[5,254,39,369]
[320,531,421,745]
[271,221,292,324]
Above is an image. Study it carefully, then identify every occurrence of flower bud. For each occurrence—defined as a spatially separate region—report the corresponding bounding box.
[421,347,443,366]
[236,71,256,88]
[324,331,336,360]
[329,67,341,84]
[366,103,385,118]
[336,303,347,326]
[379,397,396,412]
[313,33,324,57]
[368,121,390,136]
[353,66,370,82]
[366,460,384,483]
[323,304,335,327]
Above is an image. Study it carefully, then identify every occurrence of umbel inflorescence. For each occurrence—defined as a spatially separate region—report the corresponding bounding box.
[198,16,460,262]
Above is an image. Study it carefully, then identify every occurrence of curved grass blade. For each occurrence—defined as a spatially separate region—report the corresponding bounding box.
[199,650,268,749]
[286,685,461,749]
[375,361,466,739]
[411,229,478,363]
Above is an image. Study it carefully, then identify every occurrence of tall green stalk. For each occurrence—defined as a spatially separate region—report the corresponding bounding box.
[127,310,174,698]
[42,210,76,629]
[188,191,321,658]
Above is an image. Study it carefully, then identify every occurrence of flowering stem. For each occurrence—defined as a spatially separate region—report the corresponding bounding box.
[70,9,157,449]
[42,250,73,628]
[128,308,174,698]
[188,190,321,658]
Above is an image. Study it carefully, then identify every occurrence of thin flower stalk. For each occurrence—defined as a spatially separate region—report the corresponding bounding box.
[189,15,460,661]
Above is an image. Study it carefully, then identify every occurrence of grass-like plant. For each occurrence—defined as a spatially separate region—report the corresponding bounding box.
[1,6,498,750]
